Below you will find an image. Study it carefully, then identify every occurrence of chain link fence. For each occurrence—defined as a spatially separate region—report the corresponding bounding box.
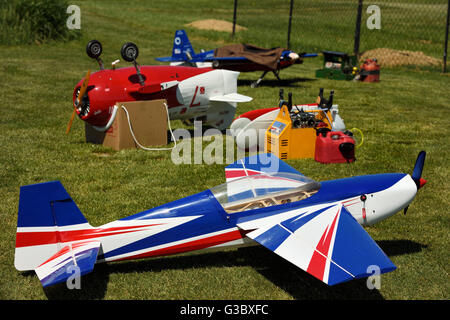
[226,0,449,72]
[358,0,448,71]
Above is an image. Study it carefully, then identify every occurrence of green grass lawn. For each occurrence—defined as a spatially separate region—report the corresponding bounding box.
[0,0,449,300]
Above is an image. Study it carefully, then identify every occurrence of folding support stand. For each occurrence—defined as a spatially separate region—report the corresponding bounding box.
[251,70,282,88]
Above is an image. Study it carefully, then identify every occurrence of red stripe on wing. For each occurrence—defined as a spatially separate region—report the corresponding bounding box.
[306,208,340,282]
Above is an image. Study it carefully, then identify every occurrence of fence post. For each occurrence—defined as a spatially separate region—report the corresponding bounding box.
[444,0,449,73]
[354,0,363,58]
[232,0,238,38]
[287,0,294,49]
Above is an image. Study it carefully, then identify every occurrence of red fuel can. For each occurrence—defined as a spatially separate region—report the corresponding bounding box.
[359,59,380,82]
[315,130,356,163]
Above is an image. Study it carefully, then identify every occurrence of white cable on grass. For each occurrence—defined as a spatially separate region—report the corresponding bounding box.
[121,102,177,151]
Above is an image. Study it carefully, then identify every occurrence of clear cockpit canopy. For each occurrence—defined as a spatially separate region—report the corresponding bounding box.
[210,172,320,214]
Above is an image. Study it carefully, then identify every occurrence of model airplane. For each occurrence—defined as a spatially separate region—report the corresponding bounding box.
[15,152,426,288]
[67,40,252,133]
[230,88,346,151]
[156,30,317,87]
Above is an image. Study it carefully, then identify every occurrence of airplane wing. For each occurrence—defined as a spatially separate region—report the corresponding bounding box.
[201,53,318,62]
[200,56,248,62]
[301,53,318,58]
[35,241,101,287]
[209,93,252,103]
[237,204,396,285]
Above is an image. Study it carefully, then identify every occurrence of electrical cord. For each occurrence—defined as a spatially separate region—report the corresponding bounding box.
[349,127,364,148]
[121,102,177,151]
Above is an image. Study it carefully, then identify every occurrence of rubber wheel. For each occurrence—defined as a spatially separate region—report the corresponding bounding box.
[86,40,102,59]
[121,42,139,62]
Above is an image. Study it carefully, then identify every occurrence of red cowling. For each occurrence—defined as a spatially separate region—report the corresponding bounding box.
[315,131,356,164]
[359,59,380,82]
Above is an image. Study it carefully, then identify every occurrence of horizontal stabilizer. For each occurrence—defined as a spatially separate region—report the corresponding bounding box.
[238,204,396,285]
[210,93,252,103]
[35,241,100,287]
[155,56,183,62]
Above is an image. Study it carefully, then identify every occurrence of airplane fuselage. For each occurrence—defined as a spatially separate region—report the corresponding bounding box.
[171,49,300,72]
[16,173,416,266]
[73,66,245,130]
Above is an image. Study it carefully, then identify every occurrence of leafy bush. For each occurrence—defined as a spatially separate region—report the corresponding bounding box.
[0,0,80,45]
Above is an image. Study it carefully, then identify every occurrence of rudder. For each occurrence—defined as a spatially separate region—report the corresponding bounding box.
[172,29,195,61]
[15,181,90,271]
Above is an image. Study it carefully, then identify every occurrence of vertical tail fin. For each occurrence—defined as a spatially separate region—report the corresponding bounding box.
[155,29,196,62]
[171,29,195,61]
[15,181,91,271]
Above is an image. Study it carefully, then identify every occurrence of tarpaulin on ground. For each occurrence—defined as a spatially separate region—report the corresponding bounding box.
[214,44,285,71]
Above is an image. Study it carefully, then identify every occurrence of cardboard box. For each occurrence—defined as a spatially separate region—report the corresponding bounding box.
[85,100,168,150]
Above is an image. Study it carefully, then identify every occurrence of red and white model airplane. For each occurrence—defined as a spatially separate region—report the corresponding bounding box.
[67,40,252,133]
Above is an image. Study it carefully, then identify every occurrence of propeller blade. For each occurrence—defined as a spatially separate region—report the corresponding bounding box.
[66,70,91,135]
[404,151,427,215]
[76,70,91,107]
[66,110,77,135]
[412,151,426,189]
[412,151,426,181]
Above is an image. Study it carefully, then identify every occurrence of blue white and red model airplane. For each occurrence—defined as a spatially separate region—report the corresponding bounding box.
[14,152,426,288]
[156,30,317,87]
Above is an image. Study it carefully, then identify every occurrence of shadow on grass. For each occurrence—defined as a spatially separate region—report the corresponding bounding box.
[238,77,316,88]
[377,239,428,256]
[42,239,425,300]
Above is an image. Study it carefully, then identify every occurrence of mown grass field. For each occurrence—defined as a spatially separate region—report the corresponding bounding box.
[0,0,449,300]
